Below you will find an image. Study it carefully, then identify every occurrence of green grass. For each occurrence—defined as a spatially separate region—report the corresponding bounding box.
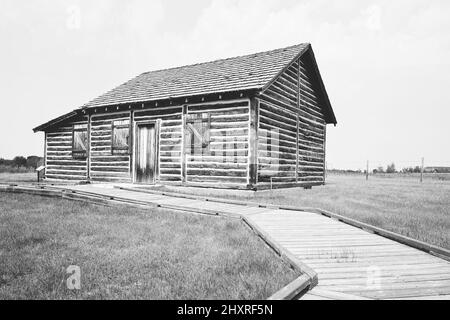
[150,174,450,250]
[0,193,297,300]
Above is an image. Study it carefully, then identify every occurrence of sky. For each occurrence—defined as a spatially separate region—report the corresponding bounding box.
[1,0,449,170]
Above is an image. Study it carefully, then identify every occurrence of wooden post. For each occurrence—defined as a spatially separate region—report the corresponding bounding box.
[181,105,188,183]
[420,157,424,183]
[87,114,91,182]
[129,109,134,179]
[366,161,369,181]
[248,98,259,188]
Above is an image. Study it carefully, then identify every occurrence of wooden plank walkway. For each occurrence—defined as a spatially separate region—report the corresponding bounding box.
[52,185,450,300]
[248,211,450,300]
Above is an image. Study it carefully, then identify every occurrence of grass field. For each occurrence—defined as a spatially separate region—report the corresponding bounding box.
[153,174,450,250]
[0,193,297,300]
[0,172,36,184]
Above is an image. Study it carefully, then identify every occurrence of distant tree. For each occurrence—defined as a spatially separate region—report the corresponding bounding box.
[386,163,396,173]
[413,166,421,173]
[402,167,414,173]
[26,156,41,169]
[12,156,27,168]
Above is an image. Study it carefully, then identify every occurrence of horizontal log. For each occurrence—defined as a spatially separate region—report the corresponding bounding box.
[160,127,183,134]
[46,137,72,144]
[47,165,86,171]
[134,107,182,118]
[160,151,182,158]
[259,143,297,155]
[91,119,127,127]
[259,114,297,133]
[276,73,299,92]
[187,169,247,178]
[134,114,181,122]
[263,89,297,111]
[90,171,131,178]
[187,176,247,184]
[47,131,72,137]
[160,120,183,127]
[209,128,248,136]
[91,136,111,142]
[45,174,87,181]
[90,156,129,162]
[187,155,247,163]
[268,84,297,106]
[258,165,297,172]
[259,103,297,125]
[46,160,87,166]
[160,169,181,175]
[257,150,297,160]
[258,170,296,177]
[160,145,181,152]
[47,151,74,156]
[91,160,130,167]
[160,175,182,182]
[210,135,248,143]
[187,162,248,170]
[160,133,182,139]
[259,94,297,115]
[47,147,72,153]
[91,167,129,173]
[210,150,248,157]
[91,112,130,122]
[272,77,298,98]
[46,170,86,177]
[91,124,113,131]
[210,121,248,130]
[258,157,296,165]
[210,115,249,123]
[160,157,182,163]
[258,176,297,183]
[159,163,182,169]
[188,101,248,112]
[91,177,132,183]
[91,131,111,137]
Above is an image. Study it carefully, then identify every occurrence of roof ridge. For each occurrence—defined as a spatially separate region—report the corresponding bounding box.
[139,43,308,76]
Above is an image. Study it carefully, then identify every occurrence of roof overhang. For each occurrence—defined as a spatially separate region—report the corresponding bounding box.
[32,89,259,132]
[33,110,81,133]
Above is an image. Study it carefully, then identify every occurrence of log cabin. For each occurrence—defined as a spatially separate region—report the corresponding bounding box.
[33,43,337,190]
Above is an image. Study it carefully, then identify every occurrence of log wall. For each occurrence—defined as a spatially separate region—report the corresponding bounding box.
[185,100,250,186]
[256,55,326,188]
[90,111,132,183]
[45,115,89,182]
[298,59,326,184]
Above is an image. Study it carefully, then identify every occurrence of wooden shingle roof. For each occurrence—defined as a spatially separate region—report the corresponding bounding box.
[34,43,336,132]
[83,43,310,108]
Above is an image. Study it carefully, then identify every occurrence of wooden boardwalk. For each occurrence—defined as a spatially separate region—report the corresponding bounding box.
[45,185,450,300]
[248,211,450,300]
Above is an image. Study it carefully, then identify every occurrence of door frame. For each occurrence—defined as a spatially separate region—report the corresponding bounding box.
[133,120,161,184]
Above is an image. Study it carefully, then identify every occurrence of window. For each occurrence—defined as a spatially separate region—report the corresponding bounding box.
[112,120,130,155]
[185,113,211,156]
[72,124,88,159]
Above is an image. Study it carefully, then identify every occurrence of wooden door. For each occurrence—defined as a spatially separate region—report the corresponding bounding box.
[135,123,158,184]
